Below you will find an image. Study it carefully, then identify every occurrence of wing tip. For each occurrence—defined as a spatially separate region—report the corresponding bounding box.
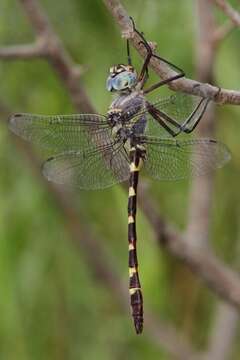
[216,140,232,166]
[8,113,24,134]
[41,157,55,180]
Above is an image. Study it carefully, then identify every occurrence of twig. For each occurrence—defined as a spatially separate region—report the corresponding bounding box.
[212,21,235,45]
[210,0,240,27]
[0,40,46,59]
[18,0,94,113]
[103,0,240,105]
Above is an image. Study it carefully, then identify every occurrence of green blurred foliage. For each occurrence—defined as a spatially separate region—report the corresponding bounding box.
[0,0,240,359]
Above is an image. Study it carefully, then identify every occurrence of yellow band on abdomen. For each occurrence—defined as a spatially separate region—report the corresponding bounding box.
[129,287,141,295]
[128,215,134,224]
[129,267,137,277]
[129,243,135,250]
[129,186,136,196]
[130,160,142,172]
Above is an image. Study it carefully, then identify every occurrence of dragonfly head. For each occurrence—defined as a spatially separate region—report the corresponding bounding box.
[106,64,137,92]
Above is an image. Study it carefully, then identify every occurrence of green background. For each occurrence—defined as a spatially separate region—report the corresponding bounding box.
[0,0,240,359]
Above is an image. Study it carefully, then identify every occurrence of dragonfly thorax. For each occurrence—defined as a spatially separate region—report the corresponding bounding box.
[107,92,147,141]
[106,64,137,92]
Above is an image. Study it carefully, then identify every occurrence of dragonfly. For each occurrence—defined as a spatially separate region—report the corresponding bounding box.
[8,19,231,334]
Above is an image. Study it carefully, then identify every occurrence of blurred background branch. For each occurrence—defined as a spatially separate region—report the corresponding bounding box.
[0,40,46,59]
[205,233,240,360]
[210,0,240,27]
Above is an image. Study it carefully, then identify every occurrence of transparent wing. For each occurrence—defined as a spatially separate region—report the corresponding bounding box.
[42,142,130,189]
[139,137,231,180]
[8,113,112,154]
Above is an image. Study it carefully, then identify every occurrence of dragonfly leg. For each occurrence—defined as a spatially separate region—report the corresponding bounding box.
[127,39,132,66]
[146,102,182,137]
[129,17,185,91]
[146,96,210,137]
[129,17,154,84]
[143,54,185,95]
[179,97,211,134]
[128,145,144,334]
[144,72,184,95]
[138,40,153,84]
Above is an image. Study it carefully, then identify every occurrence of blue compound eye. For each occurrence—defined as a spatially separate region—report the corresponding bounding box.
[128,72,137,87]
[115,72,136,90]
[113,76,125,89]
[106,77,113,91]
[106,71,137,92]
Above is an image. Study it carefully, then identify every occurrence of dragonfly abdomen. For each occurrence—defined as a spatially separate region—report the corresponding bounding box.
[128,146,144,334]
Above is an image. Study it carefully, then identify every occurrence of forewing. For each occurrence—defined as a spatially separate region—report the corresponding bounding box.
[140,137,231,180]
[42,142,130,189]
[9,113,112,154]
